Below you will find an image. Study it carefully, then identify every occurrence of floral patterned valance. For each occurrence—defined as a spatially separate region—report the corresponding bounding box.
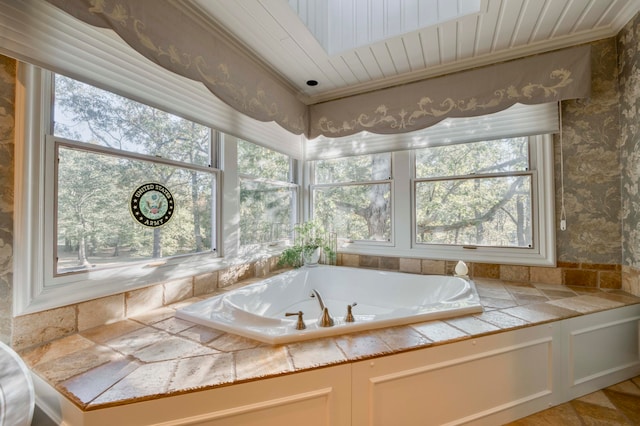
[308,45,591,139]
[45,0,308,135]
[45,0,591,140]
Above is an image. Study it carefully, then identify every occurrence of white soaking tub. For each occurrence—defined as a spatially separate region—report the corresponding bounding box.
[176,265,483,344]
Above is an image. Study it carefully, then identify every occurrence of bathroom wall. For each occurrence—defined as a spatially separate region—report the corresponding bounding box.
[1,17,640,344]
[555,38,622,265]
[0,56,15,344]
[619,11,640,295]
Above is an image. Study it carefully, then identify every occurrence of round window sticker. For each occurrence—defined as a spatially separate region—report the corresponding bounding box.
[130,183,175,228]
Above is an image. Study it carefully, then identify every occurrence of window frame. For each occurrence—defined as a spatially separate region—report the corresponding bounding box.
[237,139,299,248]
[314,135,555,266]
[14,64,226,315]
[309,153,395,246]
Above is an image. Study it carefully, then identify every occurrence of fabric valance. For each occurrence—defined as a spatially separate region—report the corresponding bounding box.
[44,0,308,136]
[43,0,590,141]
[308,45,591,139]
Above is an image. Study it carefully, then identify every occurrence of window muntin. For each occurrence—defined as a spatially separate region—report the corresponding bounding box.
[414,138,533,248]
[237,139,297,246]
[312,153,392,243]
[52,73,218,277]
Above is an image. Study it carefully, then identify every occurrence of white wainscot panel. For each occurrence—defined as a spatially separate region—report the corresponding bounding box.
[567,305,640,399]
[352,324,560,426]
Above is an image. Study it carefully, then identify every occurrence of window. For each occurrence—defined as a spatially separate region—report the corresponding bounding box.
[309,135,554,266]
[414,138,532,248]
[237,139,297,246]
[53,74,217,275]
[311,153,392,244]
[14,65,223,314]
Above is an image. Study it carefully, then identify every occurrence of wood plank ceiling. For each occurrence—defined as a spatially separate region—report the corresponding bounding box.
[183,0,640,105]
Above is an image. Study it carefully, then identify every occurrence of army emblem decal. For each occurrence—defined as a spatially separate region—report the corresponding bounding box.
[130,183,175,228]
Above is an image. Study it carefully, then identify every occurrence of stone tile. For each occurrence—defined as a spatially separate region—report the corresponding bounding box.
[130,307,176,325]
[80,320,146,345]
[500,265,530,282]
[504,402,582,425]
[235,346,293,381]
[512,293,550,306]
[21,334,95,367]
[193,271,218,296]
[152,317,196,334]
[132,336,217,362]
[564,269,598,287]
[399,258,421,274]
[444,316,501,336]
[219,263,255,288]
[12,306,76,351]
[570,399,631,425]
[501,303,578,323]
[340,254,359,267]
[60,357,140,406]
[287,338,347,370]
[410,320,468,343]
[371,325,432,350]
[208,333,263,352]
[539,288,579,300]
[359,255,379,268]
[480,296,519,310]
[547,295,623,314]
[105,327,170,355]
[379,256,399,270]
[164,277,193,305]
[34,345,122,384]
[169,353,235,391]
[606,380,640,397]
[600,270,622,289]
[602,390,640,424]
[178,325,225,344]
[334,331,392,359]
[577,390,617,409]
[473,310,530,330]
[77,294,125,331]
[421,259,445,275]
[592,292,640,305]
[125,285,164,318]
[89,360,178,406]
[530,266,562,284]
[473,263,500,279]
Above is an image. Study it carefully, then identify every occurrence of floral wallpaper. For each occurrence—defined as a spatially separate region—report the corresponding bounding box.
[555,38,622,264]
[619,12,640,270]
[0,56,15,344]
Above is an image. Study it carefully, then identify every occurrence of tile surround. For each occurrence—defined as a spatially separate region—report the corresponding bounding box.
[11,254,630,351]
[19,267,640,417]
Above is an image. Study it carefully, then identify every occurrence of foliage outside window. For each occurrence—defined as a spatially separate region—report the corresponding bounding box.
[53,75,217,275]
[237,139,297,246]
[414,138,533,248]
[311,153,392,244]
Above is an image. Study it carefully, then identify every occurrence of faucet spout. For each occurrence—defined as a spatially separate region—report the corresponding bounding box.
[311,289,334,327]
[310,289,326,311]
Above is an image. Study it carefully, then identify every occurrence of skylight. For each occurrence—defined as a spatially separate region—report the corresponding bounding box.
[289,0,482,55]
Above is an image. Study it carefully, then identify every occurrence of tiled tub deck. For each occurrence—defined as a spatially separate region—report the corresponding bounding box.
[21,274,640,425]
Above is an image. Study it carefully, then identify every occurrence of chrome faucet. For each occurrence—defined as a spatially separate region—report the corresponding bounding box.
[311,289,334,327]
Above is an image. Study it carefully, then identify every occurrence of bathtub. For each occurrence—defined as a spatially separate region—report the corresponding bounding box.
[176,265,483,344]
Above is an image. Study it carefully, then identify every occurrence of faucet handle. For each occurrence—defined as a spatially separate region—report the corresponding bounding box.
[345,302,358,322]
[285,311,306,330]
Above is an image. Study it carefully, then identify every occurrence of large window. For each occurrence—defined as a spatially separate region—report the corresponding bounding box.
[309,135,554,265]
[414,138,532,248]
[53,75,217,275]
[311,153,392,244]
[237,139,297,246]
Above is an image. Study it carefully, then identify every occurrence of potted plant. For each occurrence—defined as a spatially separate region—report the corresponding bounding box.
[277,220,336,268]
